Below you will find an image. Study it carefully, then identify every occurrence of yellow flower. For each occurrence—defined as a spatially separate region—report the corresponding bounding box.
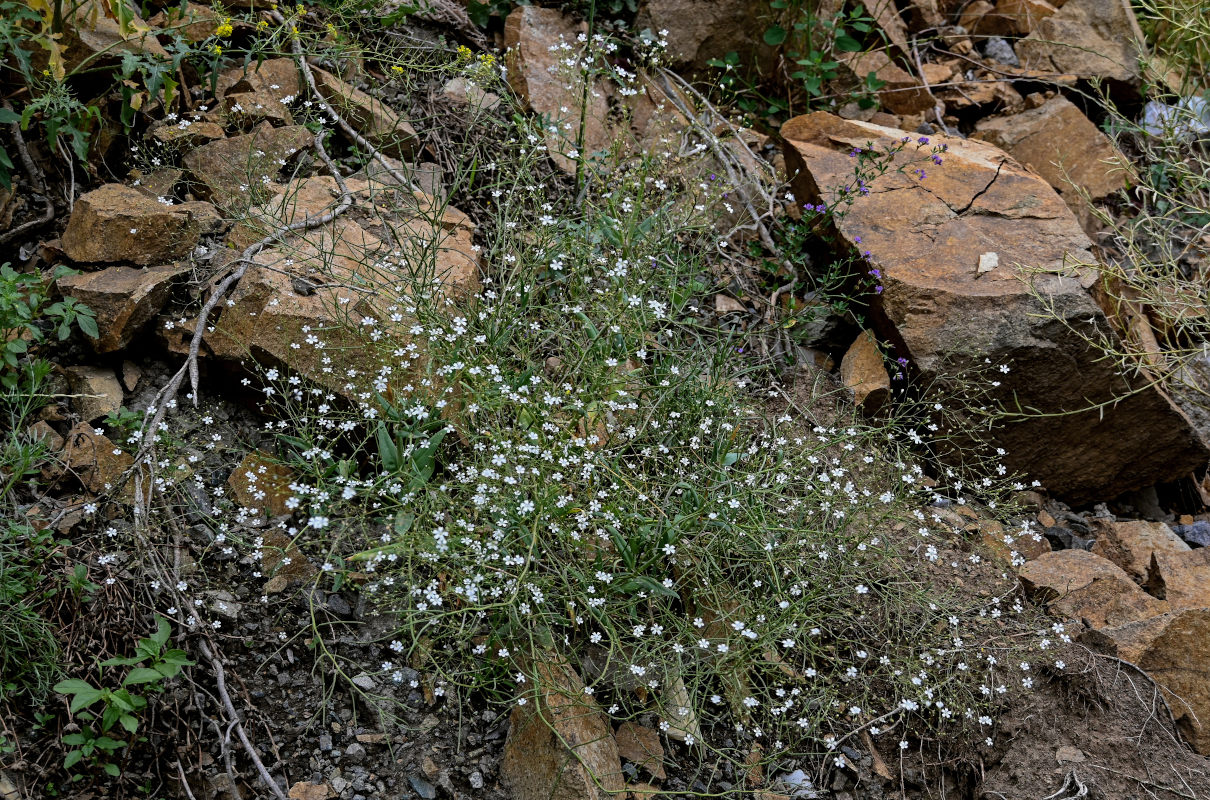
[456,45,473,63]
[296,3,304,13]
[215,19,233,37]
[211,44,222,54]
[390,65,404,74]
[257,19,269,30]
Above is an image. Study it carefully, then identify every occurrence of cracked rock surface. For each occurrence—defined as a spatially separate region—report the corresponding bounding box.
[782,112,1209,502]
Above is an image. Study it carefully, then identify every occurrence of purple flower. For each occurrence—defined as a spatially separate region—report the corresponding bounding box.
[917,136,929,145]
[854,236,862,243]
[932,155,943,165]
[868,268,881,278]
[896,357,909,366]
[874,285,884,294]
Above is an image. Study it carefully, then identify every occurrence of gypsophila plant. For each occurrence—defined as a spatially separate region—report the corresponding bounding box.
[97,19,1068,792]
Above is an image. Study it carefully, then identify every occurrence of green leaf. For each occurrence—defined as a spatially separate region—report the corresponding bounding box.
[123,667,165,686]
[119,714,139,734]
[0,108,19,124]
[76,313,98,339]
[835,34,863,52]
[763,25,787,46]
[103,762,120,777]
[63,750,83,769]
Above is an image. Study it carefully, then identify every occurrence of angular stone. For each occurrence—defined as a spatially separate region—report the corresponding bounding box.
[63,366,123,422]
[61,0,166,74]
[260,528,316,593]
[990,0,1058,35]
[614,722,666,781]
[27,420,65,453]
[58,264,189,353]
[974,96,1129,207]
[781,112,1210,502]
[228,450,296,517]
[61,184,221,266]
[1146,548,1210,610]
[183,124,314,211]
[501,658,625,800]
[312,68,418,159]
[1097,609,1210,754]
[504,6,614,174]
[1089,519,1190,583]
[1019,549,1168,629]
[636,0,770,72]
[1018,0,1146,86]
[62,422,133,494]
[217,57,300,101]
[842,51,934,115]
[840,330,891,413]
[148,119,226,150]
[148,2,224,42]
[441,77,501,111]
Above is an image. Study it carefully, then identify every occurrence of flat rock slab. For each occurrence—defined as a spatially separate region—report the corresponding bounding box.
[58,263,189,352]
[1019,549,1168,629]
[61,184,220,266]
[782,112,1209,502]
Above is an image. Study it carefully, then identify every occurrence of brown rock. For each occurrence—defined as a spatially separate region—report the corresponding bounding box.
[60,0,166,74]
[958,0,996,35]
[27,421,65,453]
[865,0,910,53]
[120,361,143,392]
[183,124,314,211]
[974,96,1130,209]
[1019,549,1169,629]
[260,528,316,593]
[61,184,221,266]
[1089,519,1189,583]
[1097,609,1210,753]
[615,722,666,781]
[228,450,296,517]
[991,0,1058,35]
[62,422,133,494]
[501,658,625,800]
[840,330,891,413]
[217,58,300,101]
[504,6,615,174]
[312,68,418,159]
[148,119,226,150]
[781,112,1210,502]
[1146,548,1210,610]
[58,264,189,353]
[148,2,223,42]
[842,51,935,115]
[287,781,334,800]
[1018,0,1145,85]
[129,168,183,199]
[441,77,501,110]
[980,519,1052,564]
[635,0,771,72]
[63,366,123,422]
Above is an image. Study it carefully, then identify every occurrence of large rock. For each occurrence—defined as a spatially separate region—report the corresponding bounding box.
[207,174,479,399]
[58,264,189,353]
[1146,548,1210,610]
[501,658,625,800]
[636,0,770,72]
[841,51,935,116]
[1097,609,1210,754]
[182,124,314,211]
[974,96,1130,210]
[61,184,221,266]
[1019,550,1169,629]
[781,112,1210,502]
[60,0,166,74]
[63,366,123,423]
[1089,519,1190,583]
[840,330,891,412]
[504,6,615,174]
[62,422,133,495]
[312,68,418,159]
[1017,0,1146,86]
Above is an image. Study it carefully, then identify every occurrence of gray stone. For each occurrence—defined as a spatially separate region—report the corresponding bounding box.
[983,36,1019,67]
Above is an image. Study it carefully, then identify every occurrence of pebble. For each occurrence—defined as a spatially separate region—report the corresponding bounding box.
[408,775,437,800]
[983,36,1019,67]
[469,771,484,789]
[319,734,333,752]
[351,673,377,691]
[344,742,367,764]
